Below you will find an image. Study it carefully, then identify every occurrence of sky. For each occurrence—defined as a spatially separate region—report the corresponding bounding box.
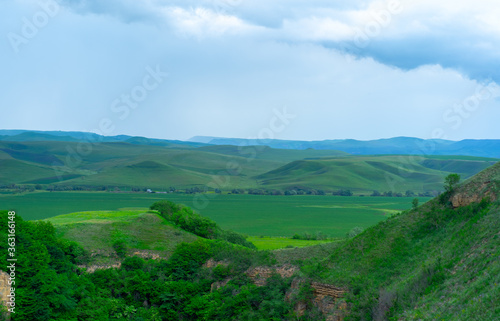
[1,0,500,141]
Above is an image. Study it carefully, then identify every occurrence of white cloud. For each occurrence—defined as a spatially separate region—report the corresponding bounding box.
[1,0,499,140]
[281,17,353,41]
[162,7,263,38]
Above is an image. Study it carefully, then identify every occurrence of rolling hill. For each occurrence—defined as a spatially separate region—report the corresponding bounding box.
[256,155,498,193]
[0,141,284,188]
[0,130,498,194]
[46,209,199,267]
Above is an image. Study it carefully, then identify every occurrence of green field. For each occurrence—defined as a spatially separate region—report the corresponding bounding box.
[1,191,430,237]
[247,236,338,250]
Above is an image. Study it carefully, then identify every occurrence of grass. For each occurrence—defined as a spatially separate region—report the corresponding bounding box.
[1,191,431,238]
[247,236,338,250]
[46,209,198,264]
[47,209,341,252]
[293,161,500,320]
[257,155,496,193]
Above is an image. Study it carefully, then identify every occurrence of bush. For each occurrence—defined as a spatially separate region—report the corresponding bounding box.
[444,173,460,193]
[113,240,128,258]
[347,226,364,238]
[121,256,145,271]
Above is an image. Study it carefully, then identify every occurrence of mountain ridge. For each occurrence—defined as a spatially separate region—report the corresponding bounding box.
[190,135,500,158]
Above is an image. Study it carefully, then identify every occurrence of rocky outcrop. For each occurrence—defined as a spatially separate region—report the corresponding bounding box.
[203,259,228,269]
[287,278,348,321]
[78,263,121,273]
[245,264,299,286]
[450,170,500,208]
[207,263,348,320]
[131,250,160,260]
[0,271,11,320]
[311,282,346,299]
[211,278,231,292]
[451,181,497,208]
[311,282,347,321]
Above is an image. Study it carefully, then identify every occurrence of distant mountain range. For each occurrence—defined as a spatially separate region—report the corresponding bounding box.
[1,130,499,158]
[189,136,500,158]
[0,130,207,148]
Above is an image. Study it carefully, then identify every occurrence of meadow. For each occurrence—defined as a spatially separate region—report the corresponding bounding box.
[1,191,430,238]
[47,210,198,262]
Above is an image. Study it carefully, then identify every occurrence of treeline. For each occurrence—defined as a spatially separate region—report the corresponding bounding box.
[370,190,439,197]
[0,210,324,320]
[290,226,364,241]
[291,231,330,240]
[150,201,256,249]
[0,184,439,197]
[0,184,149,193]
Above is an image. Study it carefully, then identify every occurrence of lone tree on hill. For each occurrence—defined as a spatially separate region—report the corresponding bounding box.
[412,198,419,209]
[444,173,461,193]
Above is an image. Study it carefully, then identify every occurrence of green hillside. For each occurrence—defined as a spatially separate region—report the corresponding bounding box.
[197,145,348,161]
[46,209,199,265]
[0,141,282,189]
[257,155,497,193]
[283,161,500,320]
[0,159,59,184]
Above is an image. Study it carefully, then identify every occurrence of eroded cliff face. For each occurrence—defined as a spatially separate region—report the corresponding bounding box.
[206,263,348,320]
[451,181,498,207]
[286,278,347,321]
[203,262,348,320]
[0,271,11,320]
[450,163,500,208]
[245,264,298,286]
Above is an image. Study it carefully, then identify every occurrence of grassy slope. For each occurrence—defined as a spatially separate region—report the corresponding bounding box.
[295,161,500,320]
[0,141,281,188]
[46,209,198,265]
[197,145,348,161]
[257,155,497,193]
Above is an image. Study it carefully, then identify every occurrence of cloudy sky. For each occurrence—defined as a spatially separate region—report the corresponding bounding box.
[1,0,500,141]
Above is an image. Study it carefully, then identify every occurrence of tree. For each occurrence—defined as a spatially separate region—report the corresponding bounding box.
[412,198,419,209]
[444,173,460,193]
[347,226,364,238]
[113,240,128,258]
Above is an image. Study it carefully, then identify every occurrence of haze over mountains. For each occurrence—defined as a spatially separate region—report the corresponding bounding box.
[190,136,500,158]
[0,130,498,193]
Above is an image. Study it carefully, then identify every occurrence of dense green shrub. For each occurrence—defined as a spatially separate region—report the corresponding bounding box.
[150,200,256,249]
[113,239,128,258]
